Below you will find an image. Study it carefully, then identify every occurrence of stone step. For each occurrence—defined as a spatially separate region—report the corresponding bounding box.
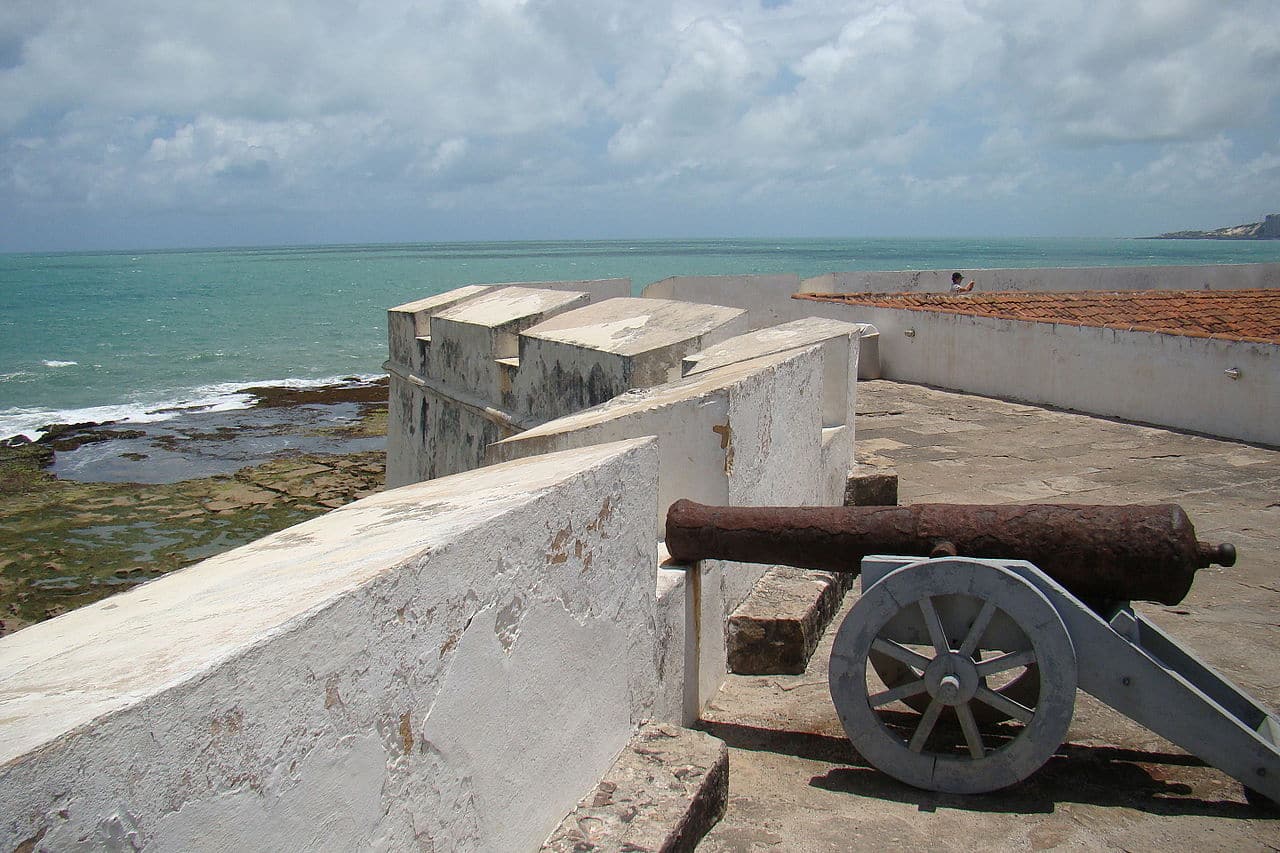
[844,463,898,507]
[723,466,896,676]
[541,722,728,852]
[726,567,854,675]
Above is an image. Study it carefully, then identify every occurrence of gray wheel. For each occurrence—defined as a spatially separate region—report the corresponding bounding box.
[830,558,1077,794]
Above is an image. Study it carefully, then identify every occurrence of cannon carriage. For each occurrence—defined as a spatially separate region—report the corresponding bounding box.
[666,499,1279,805]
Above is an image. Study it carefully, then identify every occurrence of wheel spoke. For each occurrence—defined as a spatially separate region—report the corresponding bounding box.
[871,637,932,672]
[976,649,1036,677]
[919,596,950,654]
[974,686,1034,723]
[908,699,945,752]
[869,678,929,708]
[958,600,998,657]
[955,703,986,759]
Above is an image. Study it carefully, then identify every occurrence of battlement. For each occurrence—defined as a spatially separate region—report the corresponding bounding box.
[383,278,827,486]
[2,273,867,849]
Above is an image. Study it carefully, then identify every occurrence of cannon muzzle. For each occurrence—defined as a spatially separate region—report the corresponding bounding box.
[664,500,1235,606]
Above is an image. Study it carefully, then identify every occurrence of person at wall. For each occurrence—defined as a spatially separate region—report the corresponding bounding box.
[950,271,975,293]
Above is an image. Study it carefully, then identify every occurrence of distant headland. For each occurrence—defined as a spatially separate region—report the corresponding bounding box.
[1144,213,1280,239]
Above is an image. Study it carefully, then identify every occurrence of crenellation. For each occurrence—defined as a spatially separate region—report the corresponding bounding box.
[512,297,749,423]
[387,288,762,486]
[427,286,592,397]
[388,284,497,376]
[383,279,863,728]
[385,279,633,485]
[682,317,865,428]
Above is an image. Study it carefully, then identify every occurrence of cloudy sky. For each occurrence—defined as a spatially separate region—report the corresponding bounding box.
[2,0,1277,251]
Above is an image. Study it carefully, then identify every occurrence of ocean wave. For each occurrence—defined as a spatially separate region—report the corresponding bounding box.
[0,371,35,383]
[42,360,78,368]
[0,372,384,440]
[0,402,186,441]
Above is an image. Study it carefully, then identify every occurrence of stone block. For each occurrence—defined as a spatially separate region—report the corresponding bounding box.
[513,297,749,422]
[428,286,592,397]
[726,567,854,675]
[388,284,497,376]
[541,722,728,853]
[844,465,899,506]
[682,316,864,428]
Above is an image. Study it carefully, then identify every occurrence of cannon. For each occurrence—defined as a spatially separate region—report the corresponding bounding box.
[665,500,1236,605]
[665,500,1280,805]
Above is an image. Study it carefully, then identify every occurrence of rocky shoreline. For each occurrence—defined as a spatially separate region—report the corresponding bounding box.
[0,378,389,635]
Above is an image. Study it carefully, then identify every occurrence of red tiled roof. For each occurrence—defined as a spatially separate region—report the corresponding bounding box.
[795,289,1280,344]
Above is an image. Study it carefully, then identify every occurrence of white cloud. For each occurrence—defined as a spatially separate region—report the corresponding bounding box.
[985,0,1280,144]
[0,0,1277,248]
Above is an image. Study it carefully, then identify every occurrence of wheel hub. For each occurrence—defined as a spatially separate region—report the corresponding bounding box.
[924,653,980,706]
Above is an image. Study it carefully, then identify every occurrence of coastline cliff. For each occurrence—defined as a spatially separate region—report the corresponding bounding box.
[1146,213,1280,239]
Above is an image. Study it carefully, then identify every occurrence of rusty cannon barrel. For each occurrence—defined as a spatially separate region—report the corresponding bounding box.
[665,500,1236,606]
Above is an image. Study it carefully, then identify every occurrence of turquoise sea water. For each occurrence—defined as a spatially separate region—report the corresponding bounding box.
[3,237,1280,439]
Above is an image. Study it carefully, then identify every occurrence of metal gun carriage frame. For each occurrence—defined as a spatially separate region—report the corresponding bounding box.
[665,500,1280,804]
[834,553,1280,803]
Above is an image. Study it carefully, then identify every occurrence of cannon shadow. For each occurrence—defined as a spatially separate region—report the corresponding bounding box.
[698,718,1276,819]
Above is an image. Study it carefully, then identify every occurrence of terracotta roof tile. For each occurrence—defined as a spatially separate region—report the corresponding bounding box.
[794,289,1280,344]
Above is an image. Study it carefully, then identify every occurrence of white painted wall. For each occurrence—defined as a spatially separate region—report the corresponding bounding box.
[682,317,862,429]
[388,287,746,487]
[801,262,1280,295]
[427,287,592,401]
[488,347,831,536]
[822,302,1279,446]
[486,345,844,720]
[0,439,662,853]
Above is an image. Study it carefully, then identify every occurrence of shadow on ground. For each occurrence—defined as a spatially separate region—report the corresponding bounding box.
[699,718,1277,819]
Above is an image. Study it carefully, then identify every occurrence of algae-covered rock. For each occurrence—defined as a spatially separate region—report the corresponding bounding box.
[0,381,389,636]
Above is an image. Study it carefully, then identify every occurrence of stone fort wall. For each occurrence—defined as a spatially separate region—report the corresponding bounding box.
[1,275,865,850]
[648,266,1279,446]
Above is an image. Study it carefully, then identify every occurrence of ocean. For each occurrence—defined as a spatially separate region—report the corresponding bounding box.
[4,237,1280,442]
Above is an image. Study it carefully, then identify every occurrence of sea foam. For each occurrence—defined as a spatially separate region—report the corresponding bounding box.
[0,373,382,441]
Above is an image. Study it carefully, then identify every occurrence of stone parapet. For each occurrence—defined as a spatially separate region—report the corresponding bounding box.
[0,439,665,851]
[385,278,630,486]
[427,286,592,400]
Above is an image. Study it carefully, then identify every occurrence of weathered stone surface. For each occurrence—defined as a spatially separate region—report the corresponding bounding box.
[681,317,863,429]
[843,465,898,506]
[541,722,728,853]
[726,566,853,675]
[385,280,632,486]
[0,386,389,635]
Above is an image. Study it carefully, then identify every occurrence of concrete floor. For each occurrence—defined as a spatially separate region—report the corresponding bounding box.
[697,380,1280,851]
